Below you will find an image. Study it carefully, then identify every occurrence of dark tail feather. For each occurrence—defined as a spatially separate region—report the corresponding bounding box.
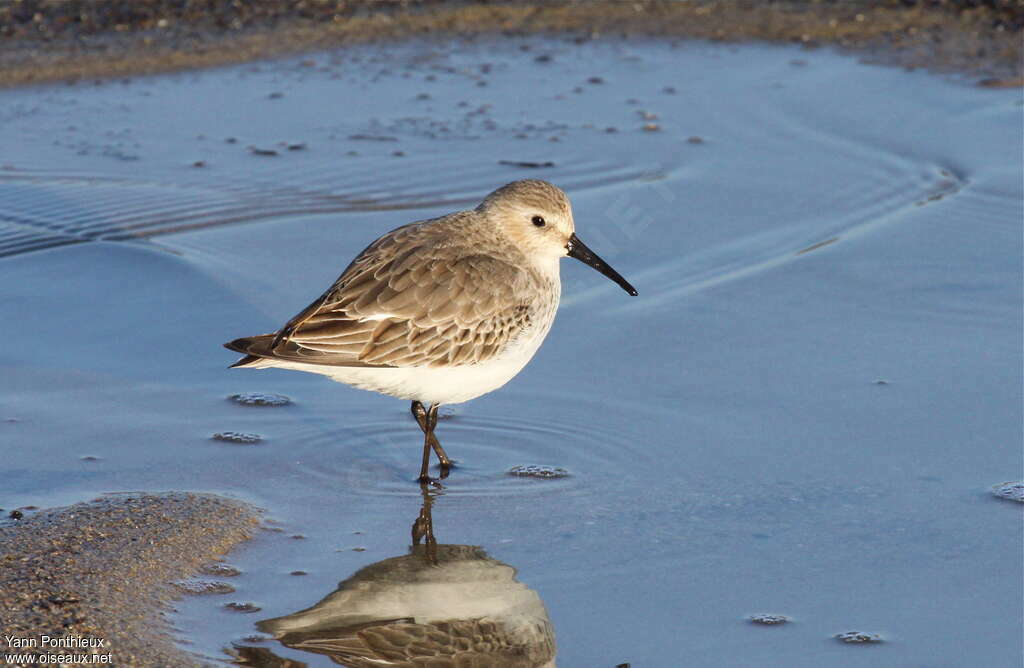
[229,354,261,368]
[224,335,275,368]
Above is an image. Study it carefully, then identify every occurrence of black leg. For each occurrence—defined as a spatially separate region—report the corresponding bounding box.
[411,401,433,483]
[411,401,451,482]
[426,404,452,471]
[411,480,438,564]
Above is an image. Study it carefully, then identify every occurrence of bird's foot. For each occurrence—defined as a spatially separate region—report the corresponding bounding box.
[417,474,446,487]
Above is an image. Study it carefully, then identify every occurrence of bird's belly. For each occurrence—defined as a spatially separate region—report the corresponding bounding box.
[324,354,534,404]
[252,314,555,405]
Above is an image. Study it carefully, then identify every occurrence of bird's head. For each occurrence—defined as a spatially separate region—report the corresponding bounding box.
[478,179,637,296]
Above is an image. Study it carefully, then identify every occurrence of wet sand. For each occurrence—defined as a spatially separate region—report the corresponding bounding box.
[0,1,1020,88]
[0,493,259,666]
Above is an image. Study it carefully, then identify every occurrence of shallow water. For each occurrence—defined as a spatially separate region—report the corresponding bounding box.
[1,37,1021,667]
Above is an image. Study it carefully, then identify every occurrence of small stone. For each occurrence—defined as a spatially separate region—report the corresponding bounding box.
[587,76,605,84]
[835,631,883,644]
[200,563,241,577]
[228,392,291,407]
[687,136,705,144]
[81,455,101,462]
[290,570,308,576]
[192,160,206,168]
[267,92,284,99]
[991,481,1024,503]
[750,614,790,625]
[508,465,570,479]
[212,432,262,444]
[174,579,235,595]
[662,86,677,94]
[225,602,261,613]
[247,146,278,157]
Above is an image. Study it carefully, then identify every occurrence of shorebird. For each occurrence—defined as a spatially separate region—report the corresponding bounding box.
[255,544,556,667]
[225,179,637,482]
[250,485,556,667]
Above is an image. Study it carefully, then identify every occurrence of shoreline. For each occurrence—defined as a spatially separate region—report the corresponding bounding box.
[0,493,260,666]
[1,1,1020,89]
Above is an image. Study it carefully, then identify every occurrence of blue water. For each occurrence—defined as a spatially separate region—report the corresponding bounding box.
[0,37,1020,667]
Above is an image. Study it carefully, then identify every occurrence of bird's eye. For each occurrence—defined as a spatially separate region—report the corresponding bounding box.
[531,215,546,227]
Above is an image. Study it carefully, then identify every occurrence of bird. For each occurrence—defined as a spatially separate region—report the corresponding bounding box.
[249,485,557,667]
[225,179,637,482]
[255,545,556,667]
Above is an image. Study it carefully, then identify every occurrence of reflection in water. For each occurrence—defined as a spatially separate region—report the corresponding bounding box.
[239,485,556,667]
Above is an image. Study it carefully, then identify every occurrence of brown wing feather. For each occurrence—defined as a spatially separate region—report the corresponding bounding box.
[236,215,542,368]
[277,618,556,667]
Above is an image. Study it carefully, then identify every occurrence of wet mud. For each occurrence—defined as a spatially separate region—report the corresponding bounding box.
[0,493,260,666]
[0,1,1020,89]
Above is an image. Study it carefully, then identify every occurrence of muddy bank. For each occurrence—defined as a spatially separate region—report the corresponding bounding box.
[0,493,260,666]
[0,1,1020,88]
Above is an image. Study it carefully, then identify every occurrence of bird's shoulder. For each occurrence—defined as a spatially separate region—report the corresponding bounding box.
[264,213,548,366]
[309,212,539,326]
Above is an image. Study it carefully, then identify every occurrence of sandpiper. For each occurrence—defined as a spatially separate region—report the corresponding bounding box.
[225,179,636,482]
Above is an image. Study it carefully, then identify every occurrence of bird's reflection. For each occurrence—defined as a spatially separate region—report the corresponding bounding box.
[238,483,556,667]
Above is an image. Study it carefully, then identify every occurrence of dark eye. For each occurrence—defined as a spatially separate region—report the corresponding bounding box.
[531,215,546,227]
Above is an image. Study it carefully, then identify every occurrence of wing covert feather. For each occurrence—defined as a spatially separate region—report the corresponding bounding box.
[271,220,544,367]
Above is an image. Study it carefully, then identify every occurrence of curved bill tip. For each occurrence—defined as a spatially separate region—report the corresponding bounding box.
[566,233,638,296]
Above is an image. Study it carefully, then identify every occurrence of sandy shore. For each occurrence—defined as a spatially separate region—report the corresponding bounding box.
[0,493,260,666]
[0,1,1020,88]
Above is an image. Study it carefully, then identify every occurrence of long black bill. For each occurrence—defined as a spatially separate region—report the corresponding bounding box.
[566,233,638,296]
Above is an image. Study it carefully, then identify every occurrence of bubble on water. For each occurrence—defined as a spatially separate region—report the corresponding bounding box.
[212,431,262,444]
[174,579,235,595]
[991,481,1024,503]
[749,614,790,625]
[834,631,883,644]
[228,392,291,407]
[507,465,570,479]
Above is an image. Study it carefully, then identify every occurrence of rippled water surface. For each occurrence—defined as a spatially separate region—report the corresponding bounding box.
[1,38,1021,667]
